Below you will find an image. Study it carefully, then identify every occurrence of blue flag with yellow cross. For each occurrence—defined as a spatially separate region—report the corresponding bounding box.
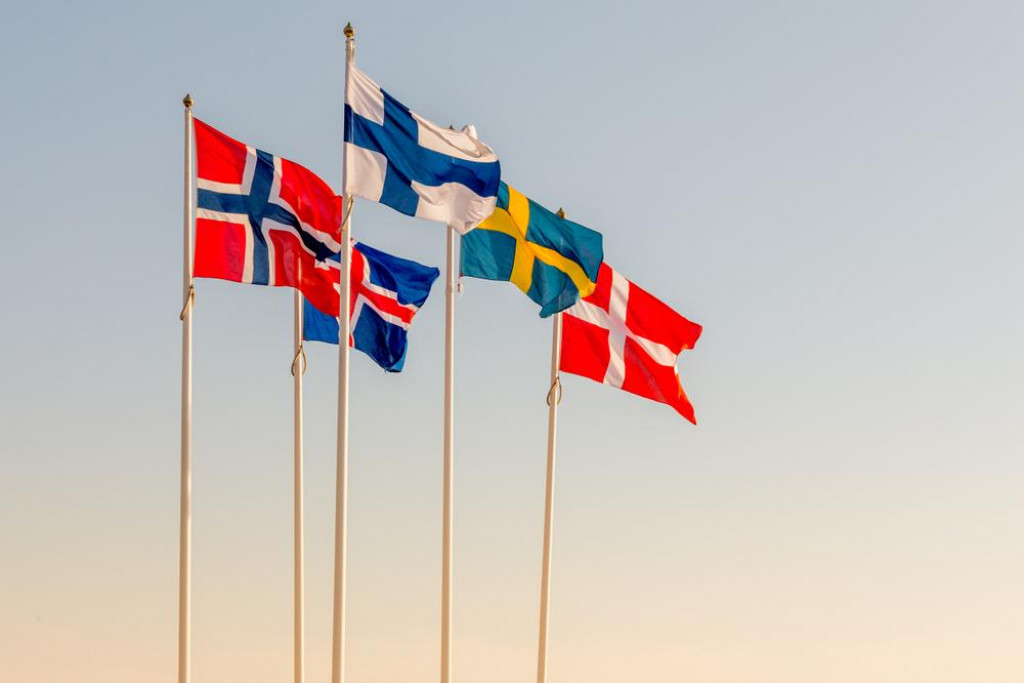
[460,182,604,317]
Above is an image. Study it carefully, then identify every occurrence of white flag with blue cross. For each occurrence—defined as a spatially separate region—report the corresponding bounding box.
[344,65,501,234]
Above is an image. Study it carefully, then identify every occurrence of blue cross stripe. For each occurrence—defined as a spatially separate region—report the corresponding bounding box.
[197,149,336,285]
[344,89,500,218]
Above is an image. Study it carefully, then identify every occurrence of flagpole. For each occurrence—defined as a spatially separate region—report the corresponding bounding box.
[292,291,305,683]
[440,224,456,683]
[536,209,566,683]
[178,92,195,683]
[331,21,355,683]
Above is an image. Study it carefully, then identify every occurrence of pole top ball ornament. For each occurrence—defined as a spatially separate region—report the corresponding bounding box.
[344,22,355,38]
[183,93,193,109]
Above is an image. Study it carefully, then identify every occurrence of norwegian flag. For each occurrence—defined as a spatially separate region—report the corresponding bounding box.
[560,263,703,423]
[193,119,342,315]
[303,242,439,372]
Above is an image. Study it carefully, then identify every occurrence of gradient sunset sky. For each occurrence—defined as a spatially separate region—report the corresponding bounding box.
[2,1,1023,682]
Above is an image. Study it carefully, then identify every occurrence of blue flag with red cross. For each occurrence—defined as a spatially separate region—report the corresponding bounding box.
[303,242,439,372]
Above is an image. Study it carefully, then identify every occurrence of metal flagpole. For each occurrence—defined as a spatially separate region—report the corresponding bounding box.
[331,21,355,683]
[440,225,456,683]
[178,92,195,683]
[536,209,567,683]
[292,291,306,683]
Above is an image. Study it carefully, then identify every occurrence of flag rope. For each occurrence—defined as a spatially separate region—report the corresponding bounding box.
[546,375,562,407]
[341,196,354,230]
[178,284,195,321]
[290,343,307,377]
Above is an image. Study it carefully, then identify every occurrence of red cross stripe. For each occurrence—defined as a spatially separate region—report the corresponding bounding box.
[560,263,703,423]
[345,244,419,346]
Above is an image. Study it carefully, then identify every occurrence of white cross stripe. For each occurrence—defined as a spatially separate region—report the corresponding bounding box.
[196,145,257,195]
[195,208,247,223]
[350,295,414,330]
[362,281,418,317]
[242,146,256,192]
[566,270,680,389]
[243,219,254,284]
[603,269,630,387]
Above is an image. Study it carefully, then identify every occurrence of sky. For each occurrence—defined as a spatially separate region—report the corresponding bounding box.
[2,1,1023,682]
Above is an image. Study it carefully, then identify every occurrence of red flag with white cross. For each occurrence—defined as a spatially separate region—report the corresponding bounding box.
[192,119,343,317]
[559,263,703,423]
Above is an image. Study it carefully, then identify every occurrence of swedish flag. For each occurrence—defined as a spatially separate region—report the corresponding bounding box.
[460,182,604,317]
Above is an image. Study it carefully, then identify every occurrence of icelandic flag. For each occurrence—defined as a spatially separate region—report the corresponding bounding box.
[193,119,343,315]
[303,242,440,372]
[344,65,501,234]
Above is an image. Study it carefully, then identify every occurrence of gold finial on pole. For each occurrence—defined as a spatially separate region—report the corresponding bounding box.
[183,93,193,109]
[556,208,565,219]
[343,22,355,38]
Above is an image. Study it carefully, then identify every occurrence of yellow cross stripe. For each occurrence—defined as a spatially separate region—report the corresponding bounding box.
[505,185,532,233]
[504,186,536,293]
[477,206,535,294]
[530,241,598,298]
[476,185,597,298]
[508,185,597,297]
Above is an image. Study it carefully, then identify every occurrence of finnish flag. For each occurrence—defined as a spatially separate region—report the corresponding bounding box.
[344,65,501,234]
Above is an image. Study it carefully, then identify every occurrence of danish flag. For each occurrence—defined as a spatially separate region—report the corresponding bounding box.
[560,263,703,423]
[192,119,343,315]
